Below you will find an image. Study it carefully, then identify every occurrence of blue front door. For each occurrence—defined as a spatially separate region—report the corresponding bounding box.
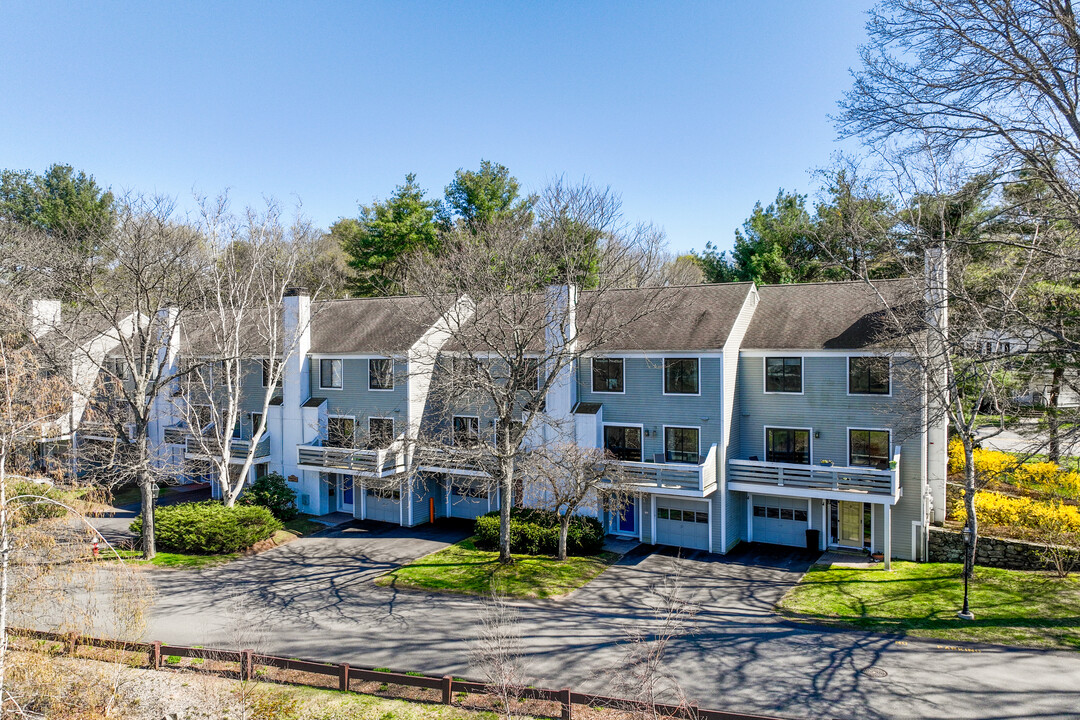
[617,500,636,534]
[341,476,354,506]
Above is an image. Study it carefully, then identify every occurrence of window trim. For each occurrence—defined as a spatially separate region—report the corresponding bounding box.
[452,415,481,448]
[260,358,282,389]
[368,416,395,448]
[662,357,701,396]
[762,356,804,395]
[590,357,625,394]
[762,425,814,465]
[661,424,701,464]
[846,427,893,469]
[368,358,395,391]
[319,358,344,390]
[846,355,892,397]
[602,422,645,463]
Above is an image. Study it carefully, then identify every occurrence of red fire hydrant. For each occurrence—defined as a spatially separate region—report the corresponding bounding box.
[92,540,99,558]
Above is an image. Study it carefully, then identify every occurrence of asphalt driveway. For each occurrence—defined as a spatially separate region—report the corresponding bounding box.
[134,528,1080,719]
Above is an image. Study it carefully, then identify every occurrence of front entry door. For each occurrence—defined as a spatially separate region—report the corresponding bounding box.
[839,501,862,546]
[339,474,354,511]
[617,499,636,534]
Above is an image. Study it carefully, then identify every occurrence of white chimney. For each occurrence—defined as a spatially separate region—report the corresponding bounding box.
[281,287,311,490]
[924,246,948,523]
[30,299,61,339]
[544,284,578,438]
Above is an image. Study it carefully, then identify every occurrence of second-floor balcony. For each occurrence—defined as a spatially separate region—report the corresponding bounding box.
[167,423,271,462]
[416,446,490,477]
[297,439,405,477]
[727,446,901,503]
[610,443,718,497]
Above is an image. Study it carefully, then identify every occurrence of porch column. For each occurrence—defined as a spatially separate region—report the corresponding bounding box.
[883,503,892,571]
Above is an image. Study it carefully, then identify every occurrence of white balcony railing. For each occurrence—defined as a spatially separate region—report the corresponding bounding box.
[612,443,718,496]
[180,428,272,462]
[727,445,901,500]
[297,439,404,477]
[416,446,490,477]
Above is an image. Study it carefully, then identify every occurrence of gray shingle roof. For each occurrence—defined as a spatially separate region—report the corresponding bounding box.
[309,296,445,354]
[741,279,919,350]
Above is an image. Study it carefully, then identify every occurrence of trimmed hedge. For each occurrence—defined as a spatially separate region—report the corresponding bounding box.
[474,508,604,556]
[130,501,282,554]
[237,472,298,521]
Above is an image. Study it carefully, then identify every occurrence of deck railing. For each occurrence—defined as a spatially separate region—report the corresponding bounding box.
[297,440,403,477]
[727,446,900,498]
[180,429,272,461]
[416,446,490,476]
[611,443,718,495]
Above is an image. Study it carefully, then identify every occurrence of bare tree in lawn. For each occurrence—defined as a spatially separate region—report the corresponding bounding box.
[470,587,526,720]
[25,195,205,559]
[178,196,324,506]
[521,442,635,561]
[406,179,675,563]
[835,0,1080,593]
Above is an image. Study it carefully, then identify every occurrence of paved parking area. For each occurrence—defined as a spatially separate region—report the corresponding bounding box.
[134,527,1080,719]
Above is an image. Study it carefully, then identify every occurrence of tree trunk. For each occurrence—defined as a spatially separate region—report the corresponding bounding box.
[0,450,11,699]
[498,455,514,564]
[558,514,570,561]
[139,470,157,560]
[1048,365,1063,464]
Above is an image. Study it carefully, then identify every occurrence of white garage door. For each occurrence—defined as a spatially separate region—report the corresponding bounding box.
[751,496,809,547]
[366,487,401,524]
[655,499,710,551]
[449,480,489,520]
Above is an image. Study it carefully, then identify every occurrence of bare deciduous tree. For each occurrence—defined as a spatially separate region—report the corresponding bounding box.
[406,179,676,563]
[470,588,526,720]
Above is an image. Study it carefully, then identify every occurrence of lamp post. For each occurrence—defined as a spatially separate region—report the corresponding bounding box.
[957,525,975,621]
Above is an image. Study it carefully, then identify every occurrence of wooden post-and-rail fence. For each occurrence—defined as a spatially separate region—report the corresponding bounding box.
[9,628,787,720]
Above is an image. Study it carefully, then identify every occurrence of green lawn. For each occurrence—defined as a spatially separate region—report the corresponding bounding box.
[109,485,173,507]
[779,561,1080,650]
[376,537,619,598]
[112,548,240,568]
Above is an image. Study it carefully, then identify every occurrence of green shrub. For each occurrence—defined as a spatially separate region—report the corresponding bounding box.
[130,501,281,554]
[237,472,298,521]
[474,508,604,556]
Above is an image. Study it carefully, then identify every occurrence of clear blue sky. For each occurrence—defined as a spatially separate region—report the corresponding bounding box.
[1,1,872,255]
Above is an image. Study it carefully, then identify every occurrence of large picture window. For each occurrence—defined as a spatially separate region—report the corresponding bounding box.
[663,358,699,394]
[664,426,700,463]
[592,358,624,393]
[849,429,891,469]
[453,416,480,447]
[765,357,802,393]
[765,427,811,465]
[369,358,394,390]
[848,357,890,395]
[604,425,642,462]
[320,359,342,389]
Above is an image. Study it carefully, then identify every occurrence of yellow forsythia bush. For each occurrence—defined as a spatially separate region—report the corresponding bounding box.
[1013,462,1063,489]
[947,438,1015,480]
[954,491,1080,534]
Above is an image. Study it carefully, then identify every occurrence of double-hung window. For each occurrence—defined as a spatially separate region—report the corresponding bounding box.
[261,359,282,388]
[604,425,642,462]
[453,416,480,447]
[327,416,355,448]
[663,358,699,394]
[848,357,890,395]
[368,417,394,448]
[765,427,811,465]
[849,429,891,469]
[320,359,343,389]
[765,357,802,393]
[592,358,624,393]
[369,358,393,390]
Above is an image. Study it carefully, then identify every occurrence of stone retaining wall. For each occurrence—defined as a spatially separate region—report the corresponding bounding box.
[927,527,1071,570]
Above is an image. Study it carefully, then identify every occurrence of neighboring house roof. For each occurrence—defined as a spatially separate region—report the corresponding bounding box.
[741,278,919,350]
[309,296,447,354]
